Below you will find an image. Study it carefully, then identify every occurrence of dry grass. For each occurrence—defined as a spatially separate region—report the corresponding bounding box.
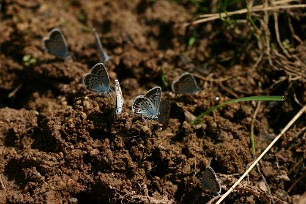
[185,0,306,26]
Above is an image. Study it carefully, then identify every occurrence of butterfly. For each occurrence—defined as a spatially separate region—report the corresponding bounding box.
[172,72,200,94]
[42,28,71,59]
[92,28,110,62]
[199,166,221,195]
[132,86,162,119]
[114,79,124,114]
[83,63,111,94]
[158,100,171,124]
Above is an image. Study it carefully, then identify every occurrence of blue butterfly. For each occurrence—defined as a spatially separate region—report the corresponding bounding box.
[132,86,161,119]
[200,166,221,195]
[42,28,71,59]
[172,72,200,94]
[83,63,111,94]
[92,28,110,62]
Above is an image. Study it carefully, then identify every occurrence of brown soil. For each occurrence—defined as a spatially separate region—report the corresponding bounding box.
[1,0,306,203]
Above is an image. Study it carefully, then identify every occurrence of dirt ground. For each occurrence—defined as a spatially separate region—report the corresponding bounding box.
[1,0,306,203]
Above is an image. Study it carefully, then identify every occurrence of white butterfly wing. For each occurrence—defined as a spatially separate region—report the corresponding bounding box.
[115,79,123,114]
[132,96,158,119]
[144,86,161,115]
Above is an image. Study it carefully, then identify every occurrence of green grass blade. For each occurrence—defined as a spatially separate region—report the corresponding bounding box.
[161,70,169,88]
[192,96,284,125]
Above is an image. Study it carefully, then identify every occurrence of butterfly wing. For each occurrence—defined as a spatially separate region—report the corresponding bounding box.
[92,28,110,62]
[83,63,110,94]
[172,72,199,94]
[200,166,221,195]
[132,96,158,119]
[43,28,69,59]
[115,79,124,114]
[144,86,161,116]
[158,100,171,124]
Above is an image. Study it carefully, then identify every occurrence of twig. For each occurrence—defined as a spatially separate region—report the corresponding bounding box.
[287,171,306,193]
[263,0,272,66]
[0,175,5,190]
[8,83,23,98]
[218,83,239,98]
[192,73,230,82]
[216,103,306,204]
[272,0,291,58]
[186,3,306,26]
[287,17,303,44]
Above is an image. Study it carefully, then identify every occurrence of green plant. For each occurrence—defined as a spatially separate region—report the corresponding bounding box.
[188,31,197,47]
[22,55,37,67]
[78,9,87,23]
[282,39,291,50]
[161,70,169,88]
